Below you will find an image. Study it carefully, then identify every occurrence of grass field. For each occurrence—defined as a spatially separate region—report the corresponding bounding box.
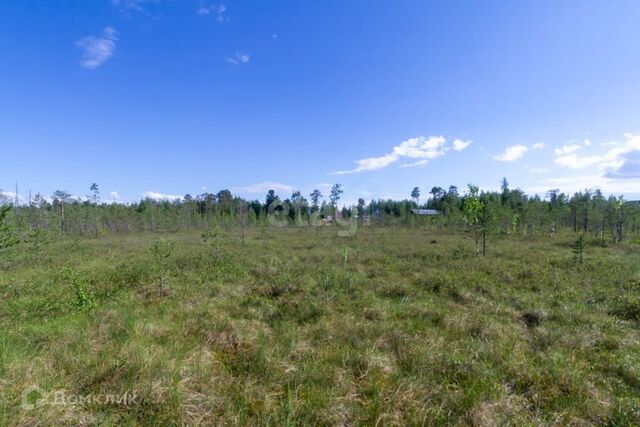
[1,227,639,425]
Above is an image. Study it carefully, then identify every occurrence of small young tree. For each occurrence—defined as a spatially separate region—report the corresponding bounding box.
[478,195,497,256]
[237,201,248,244]
[25,228,49,264]
[61,267,95,311]
[89,183,100,238]
[463,185,484,256]
[201,224,222,261]
[0,206,19,251]
[613,196,626,243]
[53,190,71,235]
[572,233,586,264]
[317,265,336,305]
[149,238,174,296]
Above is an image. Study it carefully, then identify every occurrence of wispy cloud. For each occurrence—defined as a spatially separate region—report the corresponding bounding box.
[532,142,545,150]
[333,136,465,174]
[554,143,583,156]
[236,181,293,194]
[525,133,640,195]
[112,0,161,14]
[452,139,472,151]
[197,4,228,21]
[226,52,250,65]
[494,144,528,162]
[215,4,227,21]
[399,159,428,168]
[76,27,118,69]
[143,191,182,201]
[528,174,640,195]
[554,134,640,171]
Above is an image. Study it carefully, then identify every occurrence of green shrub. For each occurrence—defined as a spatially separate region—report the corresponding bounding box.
[61,267,95,311]
[609,295,640,321]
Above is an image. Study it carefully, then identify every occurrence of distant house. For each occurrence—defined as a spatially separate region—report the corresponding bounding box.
[410,209,439,216]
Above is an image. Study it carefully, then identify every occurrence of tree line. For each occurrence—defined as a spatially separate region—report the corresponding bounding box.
[1,179,639,246]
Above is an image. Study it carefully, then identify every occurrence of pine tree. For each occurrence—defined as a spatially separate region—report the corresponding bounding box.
[572,233,586,264]
[411,187,420,205]
[0,206,19,250]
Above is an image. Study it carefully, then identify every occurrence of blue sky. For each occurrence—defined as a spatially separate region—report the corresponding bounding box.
[2,1,640,204]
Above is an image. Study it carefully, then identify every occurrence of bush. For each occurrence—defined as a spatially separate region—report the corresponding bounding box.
[61,267,95,311]
[609,295,640,321]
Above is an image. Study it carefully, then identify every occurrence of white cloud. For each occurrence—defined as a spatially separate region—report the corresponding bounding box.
[393,136,446,159]
[605,153,640,179]
[105,191,123,204]
[112,0,161,14]
[76,27,118,69]
[527,174,640,196]
[0,191,24,204]
[531,142,545,150]
[143,191,182,201]
[554,144,583,156]
[494,144,528,162]
[216,4,227,21]
[452,139,472,151]
[310,183,332,195]
[334,136,457,174]
[226,52,250,65]
[236,181,293,194]
[526,133,640,196]
[399,159,428,168]
[601,141,618,147]
[334,153,397,174]
[554,154,606,170]
[197,4,227,21]
[554,133,640,171]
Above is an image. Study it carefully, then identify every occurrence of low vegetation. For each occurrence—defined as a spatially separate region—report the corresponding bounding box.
[1,224,639,425]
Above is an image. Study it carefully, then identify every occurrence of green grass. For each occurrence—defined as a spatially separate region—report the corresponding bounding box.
[1,227,639,425]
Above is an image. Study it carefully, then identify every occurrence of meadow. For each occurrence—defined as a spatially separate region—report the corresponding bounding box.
[1,226,639,425]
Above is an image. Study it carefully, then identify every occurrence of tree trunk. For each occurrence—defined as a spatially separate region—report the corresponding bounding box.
[474,228,479,256]
[60,202,65,235]
[482,228,487,256]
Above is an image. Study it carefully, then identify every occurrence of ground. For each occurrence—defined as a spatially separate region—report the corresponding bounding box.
[1,227,639,425]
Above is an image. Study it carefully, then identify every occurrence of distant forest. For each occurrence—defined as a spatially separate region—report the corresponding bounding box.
[1,179,639,243]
